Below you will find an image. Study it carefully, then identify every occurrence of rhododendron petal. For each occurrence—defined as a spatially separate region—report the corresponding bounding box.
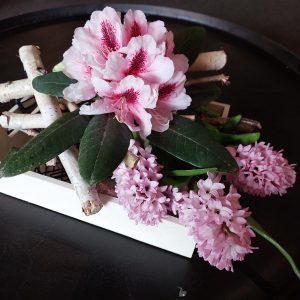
[123,9,148,45]
[165,31,175,57]
[103,52,128,81]
[147,20,167,44]
[140,55,174,84]
[150,109,171,132]
[91,76,115,97]
[88,7,122,55]
[73,27,99,56]
[80,98,115,115]
[63,81,96,102]
[128,105,152,138]
[63,46,91,81]
[172,54,189,73]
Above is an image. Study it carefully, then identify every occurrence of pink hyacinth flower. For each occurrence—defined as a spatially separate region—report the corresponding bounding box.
[103,35,174,84]
[227,142,297,197]
[149,72,192,132]
[112,140,169,225]
[173,174,255,271]
[80,75,156,138]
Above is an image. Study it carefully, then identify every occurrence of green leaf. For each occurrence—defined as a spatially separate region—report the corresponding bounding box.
[209,129,260,145]
[32,71,77,97]
[148,115,238,172]
[0,110,91,177]
[52,61,64,72]
[174,26,206,65]
[249,216,300,280]
[79,114,131,185]
[220,115,242,132]
[187,84,222,109]
[166,168,218,177]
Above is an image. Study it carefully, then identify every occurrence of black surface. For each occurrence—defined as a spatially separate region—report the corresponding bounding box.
[0,4,300,300]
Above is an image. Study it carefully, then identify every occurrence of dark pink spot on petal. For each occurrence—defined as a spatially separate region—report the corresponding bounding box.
[100,20,119,54]
[130,21,142,38]
[158,83,176,100]
[127,49,147,75]
[122,88,139,103]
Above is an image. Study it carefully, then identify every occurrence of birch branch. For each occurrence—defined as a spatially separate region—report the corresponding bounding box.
[19,45,103,215]
[62,99,78,112]
[189,51,227,72]
[186,74,230,87]
[0,112,46,129]
[8,106,40,137]
[20,129,39,136]
[0,78,32,103]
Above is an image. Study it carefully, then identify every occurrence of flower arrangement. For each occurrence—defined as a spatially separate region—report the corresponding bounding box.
[0,7,299,278]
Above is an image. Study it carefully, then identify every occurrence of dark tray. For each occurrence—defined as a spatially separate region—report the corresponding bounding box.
[0,4,299,300]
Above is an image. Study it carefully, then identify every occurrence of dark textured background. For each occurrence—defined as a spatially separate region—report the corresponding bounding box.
[0,1,299,300]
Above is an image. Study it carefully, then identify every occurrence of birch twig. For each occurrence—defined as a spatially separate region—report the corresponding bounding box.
[0,78,32,103]
[189,51,227,72]
[186,74,230,87]
[8,106,40,137]
[62,99,78,112]
[0,112,46,129]
[19,45,103,215]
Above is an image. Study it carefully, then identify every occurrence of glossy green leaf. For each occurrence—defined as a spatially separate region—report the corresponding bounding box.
[79,114,131,185]
[174,26,206,65]
[167,168,218,177]
[210,130,260,145]
[220,114,242,132]
[0,110,91,177]
[148,115,238,172]
[32,71,77,97]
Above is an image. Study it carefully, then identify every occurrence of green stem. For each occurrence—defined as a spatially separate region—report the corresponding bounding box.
[166,167,217,177]
[249,216,300,280]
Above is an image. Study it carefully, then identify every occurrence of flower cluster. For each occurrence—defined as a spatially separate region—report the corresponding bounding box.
[112,140,169,225]
[227,142,296,197]
[171,174,255,271]
[63,7,191,138]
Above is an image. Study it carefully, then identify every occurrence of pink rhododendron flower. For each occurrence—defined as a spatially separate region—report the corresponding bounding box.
[81,75,156,138]
[226,142,297,197]
[170,173,255,271]
[112,140,169,225]
[62,6,191,137]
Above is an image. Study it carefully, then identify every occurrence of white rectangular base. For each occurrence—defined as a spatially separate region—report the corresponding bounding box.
[0,171,195,258]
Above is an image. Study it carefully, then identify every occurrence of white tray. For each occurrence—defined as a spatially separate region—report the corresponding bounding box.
[0,171,196,257]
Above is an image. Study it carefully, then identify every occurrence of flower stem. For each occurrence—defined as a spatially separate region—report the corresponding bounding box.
[248,216,300,280]
[166,167,217,177]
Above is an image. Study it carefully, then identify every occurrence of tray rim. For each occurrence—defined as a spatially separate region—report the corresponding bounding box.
[0,3,299,76]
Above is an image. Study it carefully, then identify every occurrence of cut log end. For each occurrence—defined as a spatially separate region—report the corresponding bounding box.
[82,199,103,216]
